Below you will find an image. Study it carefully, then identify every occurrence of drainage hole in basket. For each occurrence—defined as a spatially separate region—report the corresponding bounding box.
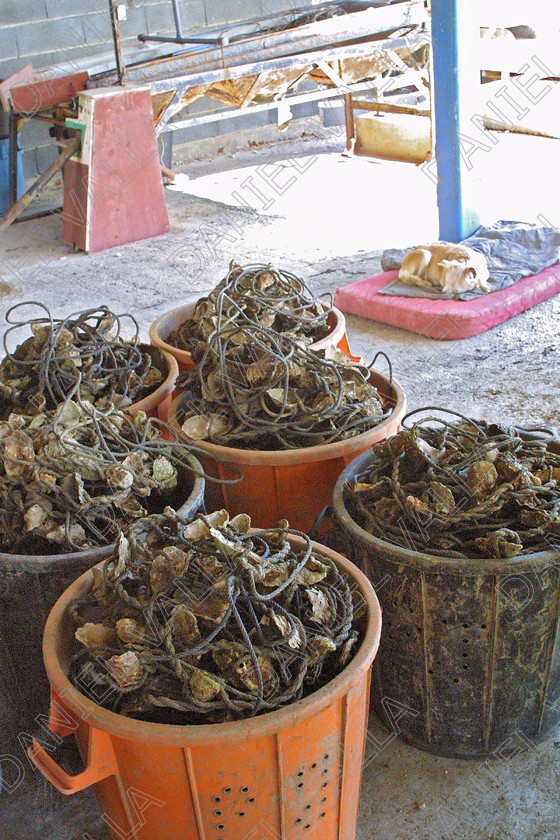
[237,812,245,817]
[322,769,329,776]
[481,624,487,629]
[321,797,327,804]
[320,812,326,819]
[427,668,433,674]
[297,771,304,777]
[216,825,225,831]
[295,818,302,825]
[304,825,311,831]
[322,782,328,789]
[462,623,469,629]
[311,763,317,770]
[247,797,256,804]
[442,619,447,624]
[241,786,250,793]
[223,787,232,794]
[213,797,221,804]
[323,754,330,761]
[463,664,469,670]
[305,804,312,811]
[297,782,304,789]
[453,678,459,683]
[462,639,469,644]
[213,810,222,817]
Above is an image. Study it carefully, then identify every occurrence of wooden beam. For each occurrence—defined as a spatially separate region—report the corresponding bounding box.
[10,73,89,113]
[0,136,80,231]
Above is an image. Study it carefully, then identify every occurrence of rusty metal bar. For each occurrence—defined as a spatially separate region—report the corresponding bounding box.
[344,93,355,151]
[351,100,430,117]
[108,0,126,85]
[97,4,427,86]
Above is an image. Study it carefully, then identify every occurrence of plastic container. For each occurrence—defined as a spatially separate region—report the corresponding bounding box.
[129,345,178,422]
[0,137,24,216]
[30,536,381,840]
[168,367,406,531]
[0,454,204,743]
[329,437,560,759]
[149,302,353,372]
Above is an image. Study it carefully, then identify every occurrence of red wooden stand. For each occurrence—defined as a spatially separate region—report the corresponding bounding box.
[63,86,169,253]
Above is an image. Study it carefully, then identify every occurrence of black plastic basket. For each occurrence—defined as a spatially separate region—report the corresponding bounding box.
[329,433,560,759]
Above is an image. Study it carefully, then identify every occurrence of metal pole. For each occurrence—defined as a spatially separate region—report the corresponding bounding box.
[171,0,184,40]
[431,0,480,241]
[108,0,126,85]
[8,108,18,206]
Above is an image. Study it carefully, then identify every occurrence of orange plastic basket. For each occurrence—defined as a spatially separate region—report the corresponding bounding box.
[150,303,352,372]
[30,537,382,840]
[168,368,406,531]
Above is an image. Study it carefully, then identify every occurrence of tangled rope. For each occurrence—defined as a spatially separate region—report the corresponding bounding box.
[69,509,358,723]
[345,408,560,558]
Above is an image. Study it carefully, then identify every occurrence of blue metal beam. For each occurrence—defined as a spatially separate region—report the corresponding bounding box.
[431,0,480,241]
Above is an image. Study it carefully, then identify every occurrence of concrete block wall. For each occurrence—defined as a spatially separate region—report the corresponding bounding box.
[0,0,328,177]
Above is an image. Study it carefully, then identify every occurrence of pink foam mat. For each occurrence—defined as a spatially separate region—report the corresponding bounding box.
[334,265,560,340]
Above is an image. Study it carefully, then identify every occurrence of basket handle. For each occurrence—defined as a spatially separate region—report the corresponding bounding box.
[28,727,118,795]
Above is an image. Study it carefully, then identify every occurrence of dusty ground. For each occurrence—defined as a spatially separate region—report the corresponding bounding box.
[1,126,559,839]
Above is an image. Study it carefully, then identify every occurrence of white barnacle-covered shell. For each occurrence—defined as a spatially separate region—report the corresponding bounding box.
[229,513,251,534]
[190,668,221,702]
[306,587,335,626]
[261,613,302,649]
[295,556,328,586]
[115,532,130,576]
[3,431,35,477]
[150,553,176,591]
[152,456,177,488]
[106,466,134,490]
[308,636,337,663]
[46,523,86,546]
[105,651,144,688]
[24,504,49,532]
[181,415,211,441]
[166,604,201,648]
[208,413,231,438]
[75,622,117,648]
[54,400,82,428]
[116,618,145,646]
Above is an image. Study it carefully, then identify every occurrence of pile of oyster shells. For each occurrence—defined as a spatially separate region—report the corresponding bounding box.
[166,261,332,356]
[0,304,164,418]
[69,509,359,723]
[345,415,560,558]
[0,304,190,555]
[0,401,190,554]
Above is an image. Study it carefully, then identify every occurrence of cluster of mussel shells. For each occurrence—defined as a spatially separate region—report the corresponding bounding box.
[71,509,358,722]
[346,419,560,558]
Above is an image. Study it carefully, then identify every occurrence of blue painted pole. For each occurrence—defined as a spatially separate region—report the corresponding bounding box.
[431,0,481,241]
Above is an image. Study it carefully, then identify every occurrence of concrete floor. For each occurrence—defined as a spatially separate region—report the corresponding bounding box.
[1,126,559,839]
